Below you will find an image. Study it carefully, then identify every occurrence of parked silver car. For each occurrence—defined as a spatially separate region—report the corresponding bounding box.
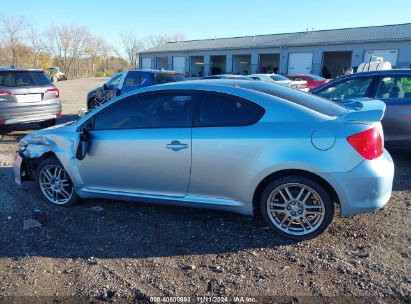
[13,80,394,240]
[0,67,61,128]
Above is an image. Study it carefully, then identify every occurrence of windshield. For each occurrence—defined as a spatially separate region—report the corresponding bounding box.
[154,73,187,84]
[270,75,289,81]
[237,81,347,117]
[0,71,51,87]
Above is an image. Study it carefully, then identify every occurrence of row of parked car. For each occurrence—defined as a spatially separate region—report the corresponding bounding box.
[2,66,408,240]
[83,68,410,150]
[85,71,330,111]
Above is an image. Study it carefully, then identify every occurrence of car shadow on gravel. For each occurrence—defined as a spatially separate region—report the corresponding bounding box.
[0,166,296,260]
[1,145,408,260]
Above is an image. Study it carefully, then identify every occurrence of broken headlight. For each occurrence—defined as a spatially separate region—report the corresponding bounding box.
[18,141,29,153]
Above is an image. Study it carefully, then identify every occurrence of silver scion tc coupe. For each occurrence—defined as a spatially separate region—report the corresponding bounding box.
[13,80,394,240]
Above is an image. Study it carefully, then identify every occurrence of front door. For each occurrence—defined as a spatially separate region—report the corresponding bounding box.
[77,91,194,197]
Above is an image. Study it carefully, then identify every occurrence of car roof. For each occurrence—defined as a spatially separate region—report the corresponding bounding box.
[249,73,281,76]
[288,74,312,77]
[128,69,182,74]
[341,69,411,78]
[0,66,44,72]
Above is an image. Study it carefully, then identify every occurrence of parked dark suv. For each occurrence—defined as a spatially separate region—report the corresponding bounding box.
[86,70,187,110]
[0,67,61,128]
[311,69,411,150]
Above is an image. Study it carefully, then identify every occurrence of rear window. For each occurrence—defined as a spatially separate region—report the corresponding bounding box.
[238,81,347,117]
[154,73,187,84]
[0,71,51,87]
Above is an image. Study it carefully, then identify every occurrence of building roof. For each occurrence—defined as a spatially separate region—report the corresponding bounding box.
[140,23,411,54]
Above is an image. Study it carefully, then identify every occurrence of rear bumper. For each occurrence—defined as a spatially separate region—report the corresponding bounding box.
[0,100,61,125]
[321,149,394,217]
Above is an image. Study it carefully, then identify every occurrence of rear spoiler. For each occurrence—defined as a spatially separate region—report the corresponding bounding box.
[339,98,386,122]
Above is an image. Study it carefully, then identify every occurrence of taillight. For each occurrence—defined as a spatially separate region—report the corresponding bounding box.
[0,90,13,96]
[347,128,383,160]
[57,112,62,117]
[45,88,60,98]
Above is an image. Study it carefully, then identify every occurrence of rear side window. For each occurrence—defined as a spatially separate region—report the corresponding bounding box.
[154,73,186,84]
[375,76,411,99]
[194,92,265,127]
[237,81,347,117]
[124,72,147,86]
[0,71,51,87]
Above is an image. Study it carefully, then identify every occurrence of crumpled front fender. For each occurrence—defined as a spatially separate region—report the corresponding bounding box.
[19,132,83,188]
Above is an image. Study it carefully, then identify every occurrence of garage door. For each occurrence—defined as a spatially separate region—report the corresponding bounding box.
[364,49,398,67]
[288,53,313,75]
[173,57,186,74]
[141,58,152,70]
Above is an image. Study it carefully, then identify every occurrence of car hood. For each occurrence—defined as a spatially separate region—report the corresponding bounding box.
[88,87,102,95]
[21,121,77,145]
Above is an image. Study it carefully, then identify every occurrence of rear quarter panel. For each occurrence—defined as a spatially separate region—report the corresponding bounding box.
[189,96,368,206]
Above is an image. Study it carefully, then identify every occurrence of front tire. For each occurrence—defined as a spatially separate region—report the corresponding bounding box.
[87,98,101,110]
[259,176,334,240]
[35,157,78,206]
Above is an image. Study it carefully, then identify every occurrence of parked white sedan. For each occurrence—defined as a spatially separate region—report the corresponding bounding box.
[248,74,309,92]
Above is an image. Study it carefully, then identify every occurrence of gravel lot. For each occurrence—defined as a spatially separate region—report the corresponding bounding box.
[0,78,410,303]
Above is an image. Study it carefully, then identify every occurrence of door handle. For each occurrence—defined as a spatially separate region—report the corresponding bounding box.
[166,140,188,151]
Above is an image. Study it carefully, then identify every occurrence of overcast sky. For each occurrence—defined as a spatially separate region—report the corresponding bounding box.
[4,0,411,46]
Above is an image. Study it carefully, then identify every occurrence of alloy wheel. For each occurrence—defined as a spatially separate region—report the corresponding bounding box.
[39,164,73,205]
[266,183,326,236]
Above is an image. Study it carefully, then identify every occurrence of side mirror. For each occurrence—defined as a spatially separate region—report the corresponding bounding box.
[103,83,109,90]
[76,128,90,160]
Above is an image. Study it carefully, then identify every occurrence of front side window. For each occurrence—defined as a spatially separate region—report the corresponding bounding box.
[93,91,193,130]
[375,76,411,99]
[107,73,123,88]
[316,77,374,101]
[194,92,264,127]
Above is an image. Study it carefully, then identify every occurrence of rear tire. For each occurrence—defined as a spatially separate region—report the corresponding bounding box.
[35,157,78,206]
[259,176,334,240]
[39,119,56,129]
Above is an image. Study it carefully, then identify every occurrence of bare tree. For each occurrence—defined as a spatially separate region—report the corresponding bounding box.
[46,24,91,77]
[70,25,91,77]
[87,36,109,75]
[46,24,71,74]
[118,32,145,69]
[143,33,186,49]
[27,21,44,67]
[0,13,26,66]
